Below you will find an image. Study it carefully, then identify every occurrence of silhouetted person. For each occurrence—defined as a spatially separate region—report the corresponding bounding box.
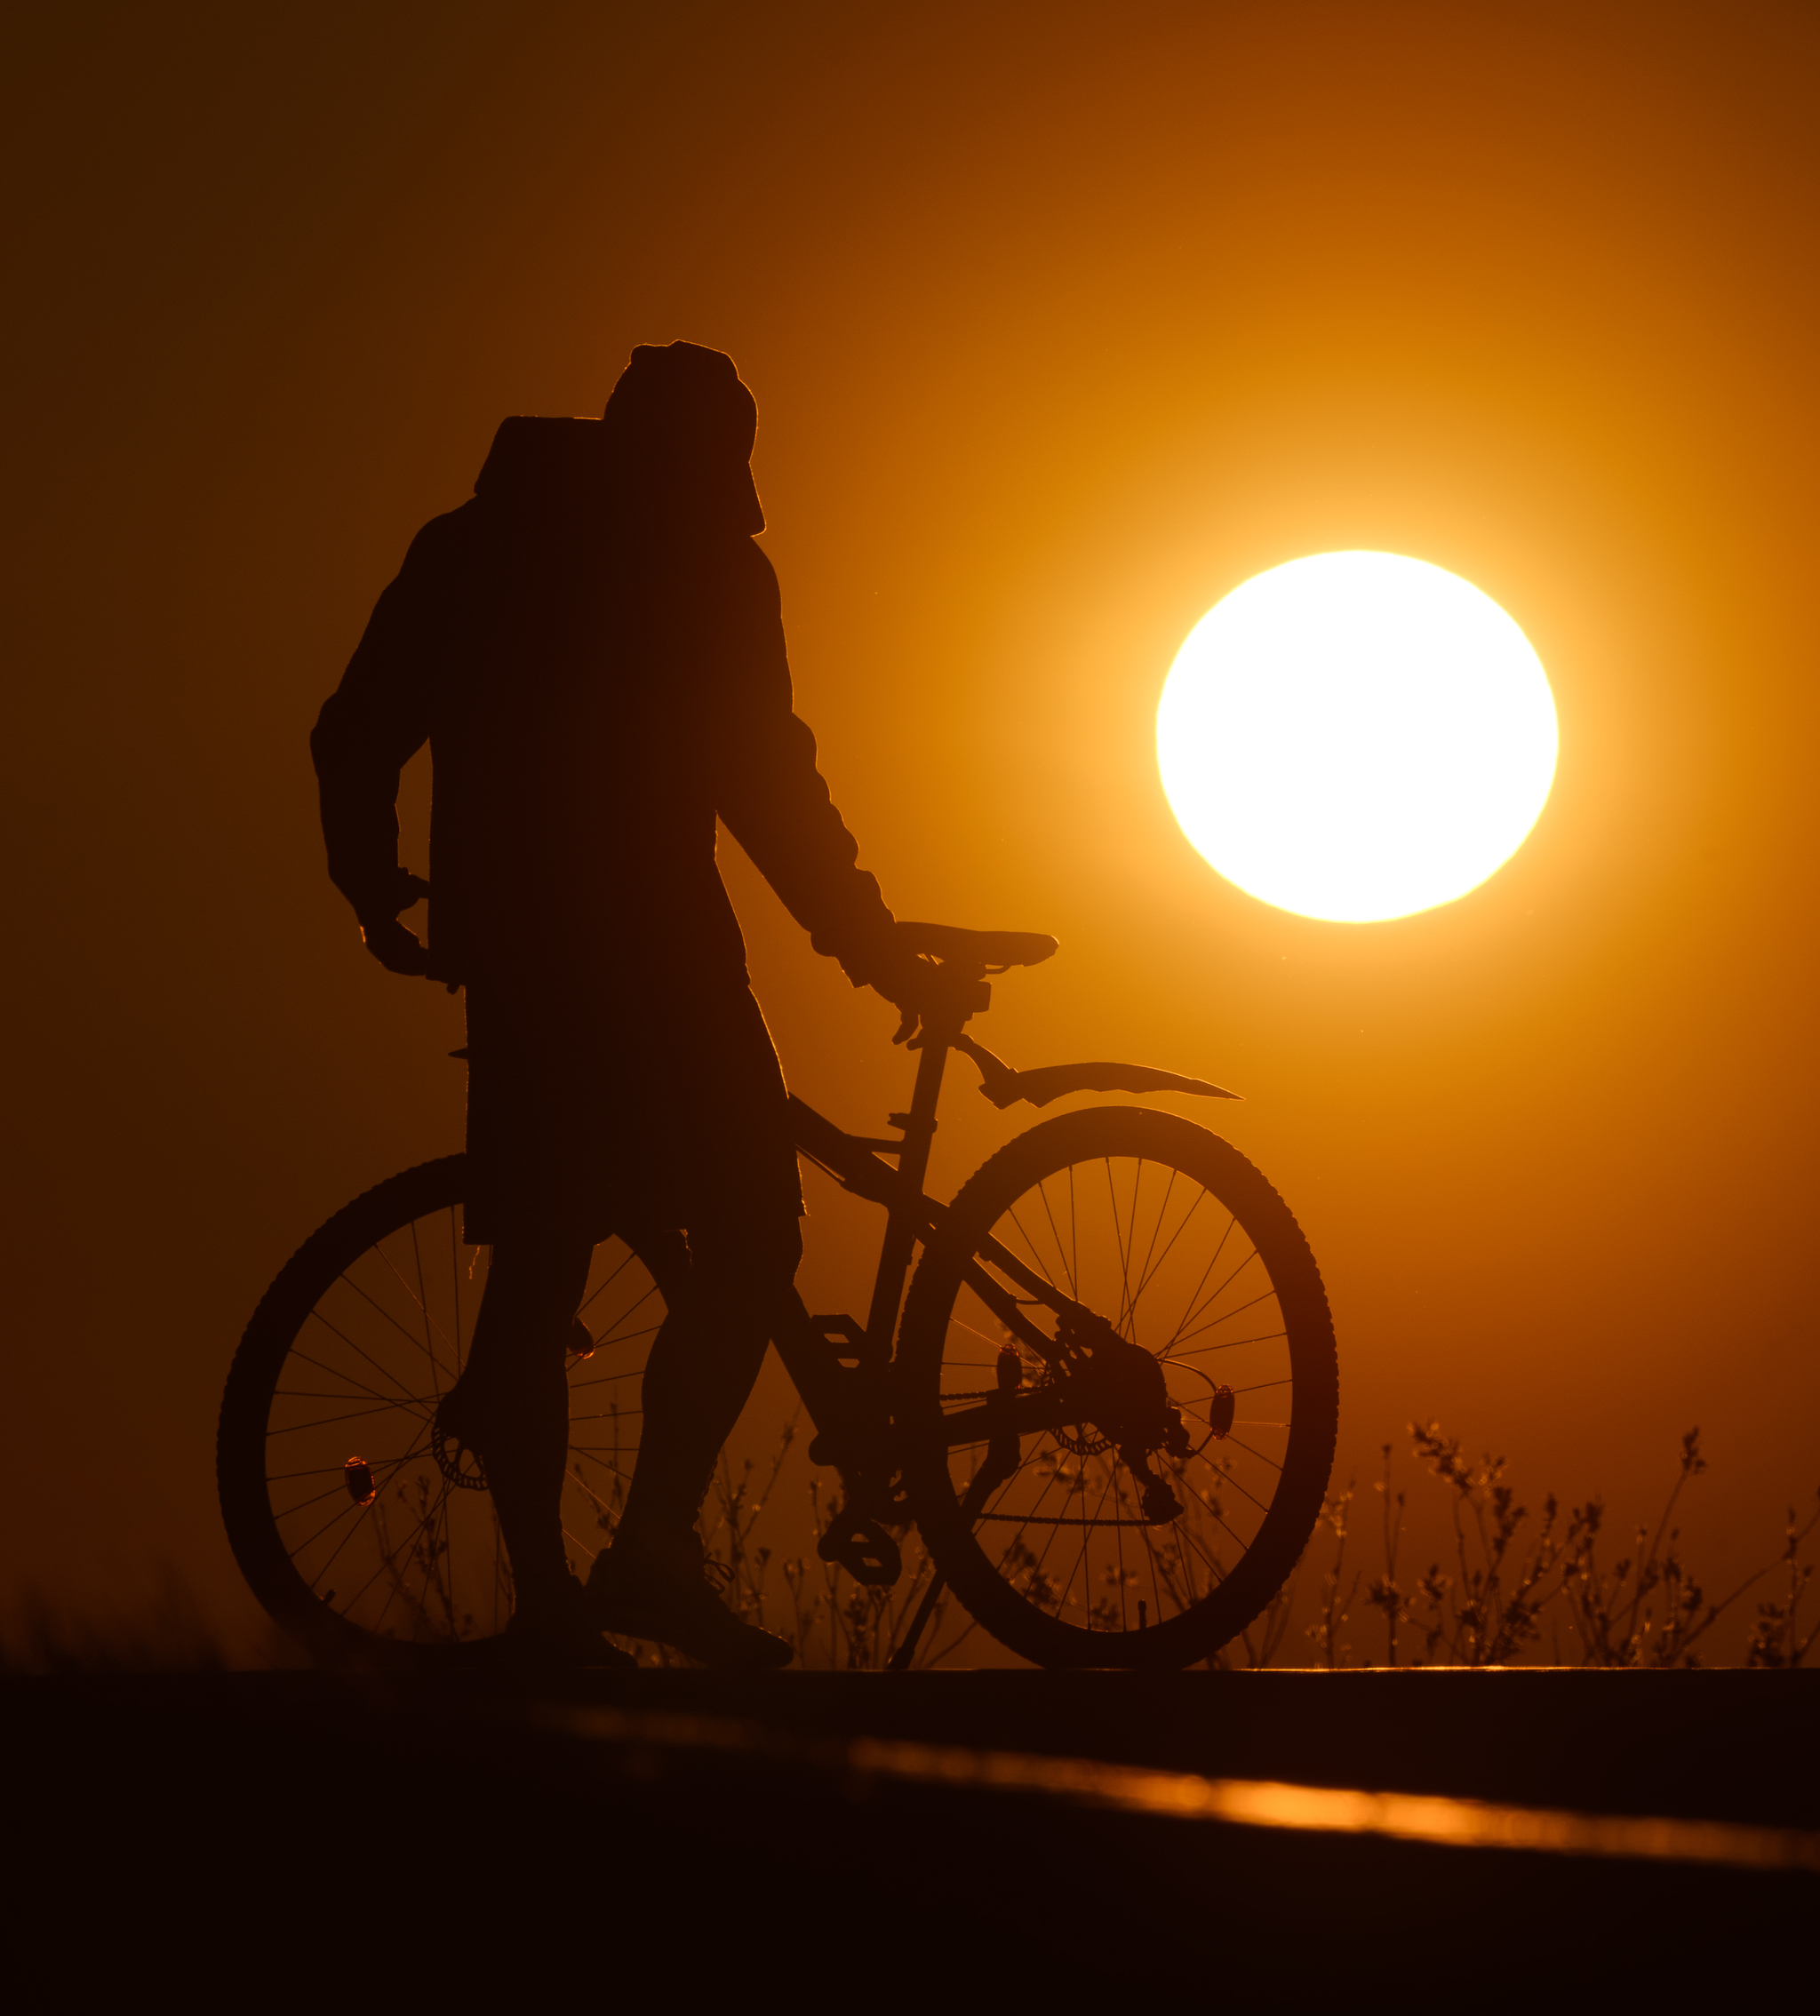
[312,342,927,1666]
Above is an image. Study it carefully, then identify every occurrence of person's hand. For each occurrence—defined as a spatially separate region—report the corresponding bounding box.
[359,914,432,976]
[356,869,432,976]
[863,934,940,1045]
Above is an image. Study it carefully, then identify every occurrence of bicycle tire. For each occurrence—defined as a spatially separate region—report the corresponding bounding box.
[219,1157,670,1665]
[897,1107,1337,1668]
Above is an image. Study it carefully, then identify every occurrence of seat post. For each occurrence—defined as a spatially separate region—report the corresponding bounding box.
[864,1030,950,1355]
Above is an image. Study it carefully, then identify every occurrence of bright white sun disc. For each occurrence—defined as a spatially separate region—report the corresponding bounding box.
[1157,552,1557,922]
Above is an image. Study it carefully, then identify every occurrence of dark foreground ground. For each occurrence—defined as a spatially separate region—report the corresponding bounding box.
[9,1667,1815,2003]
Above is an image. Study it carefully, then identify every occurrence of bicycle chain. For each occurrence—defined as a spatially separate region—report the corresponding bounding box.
[939,1377,1112,1456]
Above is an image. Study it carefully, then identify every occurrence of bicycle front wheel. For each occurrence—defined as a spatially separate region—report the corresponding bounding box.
[218,1157,672,1664]
[898,1107,1337,1668]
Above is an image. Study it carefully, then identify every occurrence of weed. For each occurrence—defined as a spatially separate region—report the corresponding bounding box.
[681,1413,968,1669]
[1744,1491,1820,1668]
[1305,1479,1361,1667]
[1267,1424,1820,1669]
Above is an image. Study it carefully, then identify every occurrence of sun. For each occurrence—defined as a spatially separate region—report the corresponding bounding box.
[1156,552,1558,923]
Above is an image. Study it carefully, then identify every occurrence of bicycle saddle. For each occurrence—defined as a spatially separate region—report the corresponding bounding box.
[896,921,1059,969]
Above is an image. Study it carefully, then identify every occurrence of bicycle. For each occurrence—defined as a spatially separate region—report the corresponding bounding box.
[218,923,1337,1669]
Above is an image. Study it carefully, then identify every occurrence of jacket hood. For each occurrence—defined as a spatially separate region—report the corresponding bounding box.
[473,341,764,535]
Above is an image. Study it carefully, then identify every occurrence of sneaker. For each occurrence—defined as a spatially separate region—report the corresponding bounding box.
[497,1574,638,1672]
[587,1532,794,1669]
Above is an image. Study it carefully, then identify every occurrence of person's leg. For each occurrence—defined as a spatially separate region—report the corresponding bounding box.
[614,1207,803,1548]
[445,1229,595,1618]
[589,1207,801,1667]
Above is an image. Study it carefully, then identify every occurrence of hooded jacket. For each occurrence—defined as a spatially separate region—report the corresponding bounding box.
[310,349,896,1020]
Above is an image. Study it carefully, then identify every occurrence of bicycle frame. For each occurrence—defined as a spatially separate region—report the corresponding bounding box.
[774,1032,953,1481]
[772,985,1217,1525]
[220,919,1292,1669]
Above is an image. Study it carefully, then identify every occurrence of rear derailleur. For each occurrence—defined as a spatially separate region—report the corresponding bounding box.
[1052,1313,1191,1526]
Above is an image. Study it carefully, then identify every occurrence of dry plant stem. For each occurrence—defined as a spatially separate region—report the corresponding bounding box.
[1229,1565,1299,1669]
[681,1409,1817,1670]
[1306,1481,1360,1669]
[1365,1442,1410,1666]
[1745,1492,1820,1668]
[1559,1430,1788,1668]
[1413,1425,1580,1664]
[698,1438,963,1670]
[1403,1423,1818,1669]
[1249,1423,1819,1670]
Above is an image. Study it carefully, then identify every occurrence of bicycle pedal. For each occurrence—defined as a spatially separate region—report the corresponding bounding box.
[817,1509,902,1587]
[811,1313,884,1367]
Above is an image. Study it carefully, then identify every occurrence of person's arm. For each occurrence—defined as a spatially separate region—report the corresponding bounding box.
[308,514,458,973]
[710,546,921,1000]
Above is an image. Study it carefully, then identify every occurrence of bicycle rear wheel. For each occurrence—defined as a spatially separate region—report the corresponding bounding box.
[218,1157,672,1664]
[898,1107,1337,1668]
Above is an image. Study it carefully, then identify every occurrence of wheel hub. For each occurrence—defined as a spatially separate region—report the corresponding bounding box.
[1053,1318,1189,1522]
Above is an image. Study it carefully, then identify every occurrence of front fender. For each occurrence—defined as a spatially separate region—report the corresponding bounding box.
[951,1033,1239,1110]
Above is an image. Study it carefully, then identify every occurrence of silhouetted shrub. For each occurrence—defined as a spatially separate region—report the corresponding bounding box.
[1274,1426,1820,1669]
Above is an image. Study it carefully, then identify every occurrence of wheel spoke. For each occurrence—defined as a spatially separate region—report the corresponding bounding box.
[299,1304,435,1407]
[331,1268,464,1390]
[408,1217,442,1398]
[559,1519,602,1570]
[908,1122,1329,1659]
[267,1398,433,1437]
[1162,1294,1282,1357]
[450,1207,466,1378]
[1156,1210,1240,1353]
[1103,1158,1134,1335]
[1221,1432,1284,1473]
[1002,1199,1061,1298]
[588,1279,664,1343]
[362,1474,451,1624]
[1127,1164,1176,1329]
[1032,1177,1079,1301]
[232,1183,667,1657]
[1127,1182,1212,1320]
[566,1451,635,1494]
[375,1224,458,1374]
[579,1244,641,1319]
[1209,1462,1275,1517]
[1169,1250,1272,1349]
[1166,1328,1289,1358]
[282,1335,436,1411]
[272,1444,426,1523]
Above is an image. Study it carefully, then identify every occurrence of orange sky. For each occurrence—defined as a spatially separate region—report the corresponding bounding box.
[5,2,1816,1647]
